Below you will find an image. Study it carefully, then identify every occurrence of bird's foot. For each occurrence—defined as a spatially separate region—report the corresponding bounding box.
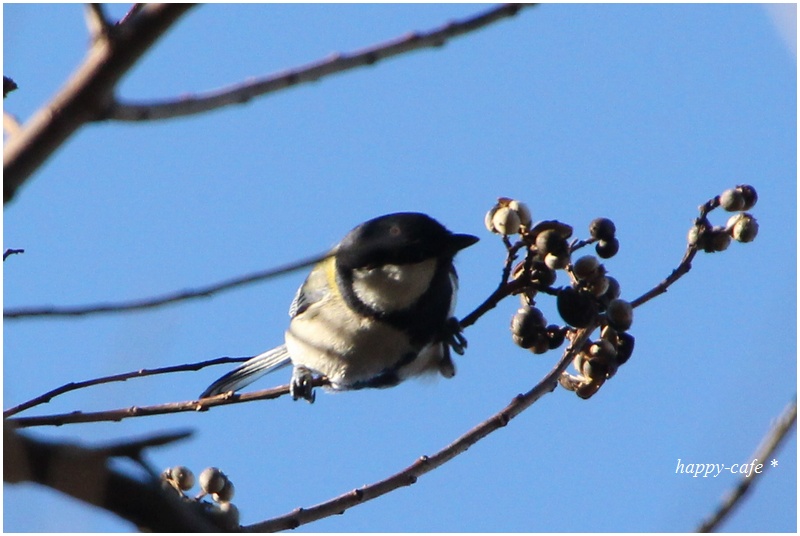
[290,366,316,403]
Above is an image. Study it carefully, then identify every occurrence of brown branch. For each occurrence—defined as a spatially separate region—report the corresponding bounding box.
[630,246,697,309]
[247,323,594,532]
[4,251,330,319]
[696,398,797,532]
[3,4,195,204]
[118,4,147,27]
[3,111,22,137]
[3,248,25,261]
[84,3,113,41]
[630,192,721,309]
[3,355,252,418]
[3,75,18,97]
[108,3,536,122]
[7,377,329,428]
[4,424,219,531]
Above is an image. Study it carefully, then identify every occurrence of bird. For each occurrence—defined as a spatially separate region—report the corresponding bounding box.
[200,212,479,403]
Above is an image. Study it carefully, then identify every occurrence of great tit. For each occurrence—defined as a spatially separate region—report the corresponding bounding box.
[200,212,479,402]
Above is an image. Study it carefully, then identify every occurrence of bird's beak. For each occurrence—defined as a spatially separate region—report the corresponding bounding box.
[449,233,480,252]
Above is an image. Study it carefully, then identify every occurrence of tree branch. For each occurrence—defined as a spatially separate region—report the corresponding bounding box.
[3,355,252,418]
[3,3,194,204]
[696,398,797,532]
[631,193,723,309]
[4,251,330,320]
[3,248,25,261]
[4,424,219,531]
[6,377,329,428]
[248,323,594,532]
[107,3,536,122]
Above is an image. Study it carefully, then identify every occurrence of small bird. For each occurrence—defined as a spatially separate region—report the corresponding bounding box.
[200,212,478,402]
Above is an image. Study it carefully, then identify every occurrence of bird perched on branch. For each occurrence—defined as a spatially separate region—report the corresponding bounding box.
[200,212,478,402]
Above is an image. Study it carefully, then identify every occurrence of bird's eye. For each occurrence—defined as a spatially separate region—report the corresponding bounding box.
[389,225,402,237]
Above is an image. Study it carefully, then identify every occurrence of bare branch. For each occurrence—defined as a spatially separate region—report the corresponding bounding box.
[630,193,722,309]
[3,75,18,97]
[3,111,22,137]
[4,355,251,418]
[3,4,195,204]
[630,246,697,309]
[3,248,25,261]
[696,398,797,532]
[4,251,331,319]
[108,3,536,122]
[7,377,329,428]
[118,3,146,27]
[248,323,594,532]
[84,3,112,42]
[96,430,192,469]
[4,424,219,531]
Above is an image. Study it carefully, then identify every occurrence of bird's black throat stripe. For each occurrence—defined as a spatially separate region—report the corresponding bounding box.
[335,261,456,347]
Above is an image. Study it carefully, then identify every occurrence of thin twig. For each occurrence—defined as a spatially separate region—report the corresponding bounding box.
[4,251,331,319]
[630,246,697,309]
[3,75,18,97]
[3,356,252,418]
[3,248,25,261]
[248,324,595,532]
[3,112,22,137]
[118,3,146,26]
[6,378,329,428]
[696,398,797,532]
[3,4,195,204]
[108,4,535,121]
[97,429,193,458]
[630,192,721,309]
[84,3,112,42]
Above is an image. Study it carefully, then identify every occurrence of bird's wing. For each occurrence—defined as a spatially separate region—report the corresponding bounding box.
[288,257,334,318]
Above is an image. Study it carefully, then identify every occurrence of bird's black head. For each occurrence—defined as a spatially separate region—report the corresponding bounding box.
[335,212,478,270]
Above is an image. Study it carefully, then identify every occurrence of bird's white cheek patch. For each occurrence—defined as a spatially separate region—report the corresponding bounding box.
[351,258,437,312]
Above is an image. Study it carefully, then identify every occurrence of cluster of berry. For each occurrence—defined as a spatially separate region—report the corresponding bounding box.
[161,466,239,530]
[483,185,758,399]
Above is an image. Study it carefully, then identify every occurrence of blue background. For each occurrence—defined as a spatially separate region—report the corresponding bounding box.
[4,3,796,532]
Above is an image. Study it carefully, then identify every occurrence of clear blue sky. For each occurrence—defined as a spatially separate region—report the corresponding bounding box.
[4,3,796,532]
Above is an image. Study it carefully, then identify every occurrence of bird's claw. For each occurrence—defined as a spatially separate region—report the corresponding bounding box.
[445,317,468,355]
[290,366,316,403]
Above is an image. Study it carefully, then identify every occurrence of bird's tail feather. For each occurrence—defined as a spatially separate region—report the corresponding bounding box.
[199,345,291,398]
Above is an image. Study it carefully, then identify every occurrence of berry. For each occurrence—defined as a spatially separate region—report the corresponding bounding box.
[212,479,235,503]
[531,262,557,287]
[616,332,635,365]
[557,286,598,328]
[595,237,620,259]
[544,252,570,270]
[727,213,758,243]
[737,184,758,210]
[602,276,621,301]
[169,466,195,491]
[572,255,600,280]
[589,218,616,241]
[511,306,546,349]
[491,206,521,236]
[536,229,568,257]
[704,228,731,252]
[546,325,566,349]
[508,200,532,229]
[589,339,617,361]
[687,225,705,248]
[606,298,633,331]
[199,467,227,495]
[719,188,745,211]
